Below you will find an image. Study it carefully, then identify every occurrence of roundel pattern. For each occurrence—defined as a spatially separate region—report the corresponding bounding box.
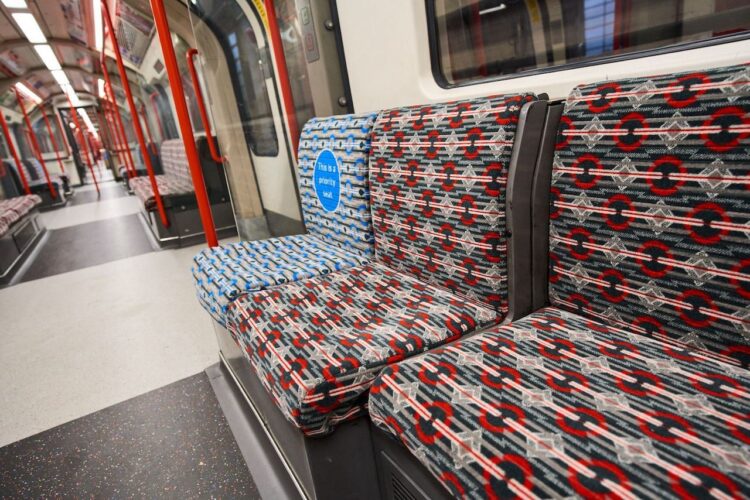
[369,307,750,499]
[549,62,750,359]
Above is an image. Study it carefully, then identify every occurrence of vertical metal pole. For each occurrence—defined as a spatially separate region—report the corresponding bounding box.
[102,1,169,227]
[14,88,57,199]
[186,49,223,163]
[264,0,299,160]
[65,94,100,195]
[40,109,66,174]
[0,111,30,194]
[149,0,218,246]
[101,56,137,179]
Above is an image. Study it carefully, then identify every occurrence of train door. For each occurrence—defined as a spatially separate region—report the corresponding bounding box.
[185,0,351,238]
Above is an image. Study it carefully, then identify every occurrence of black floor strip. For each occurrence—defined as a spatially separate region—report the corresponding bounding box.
[0,372,260,498]
[68,183,128,206]
[19,214,154,283]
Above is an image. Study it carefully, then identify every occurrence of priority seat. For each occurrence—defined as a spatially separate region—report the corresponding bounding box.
[368,63,750,498]
[192,112,378,324]
[224,93,546,436]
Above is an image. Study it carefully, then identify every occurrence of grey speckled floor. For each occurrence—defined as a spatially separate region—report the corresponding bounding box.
[0,372,259,498]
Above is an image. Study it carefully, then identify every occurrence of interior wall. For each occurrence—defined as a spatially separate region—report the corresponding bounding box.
[336,0,750,111]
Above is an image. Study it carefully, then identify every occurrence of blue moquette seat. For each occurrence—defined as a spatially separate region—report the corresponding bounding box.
[192,112,378,324]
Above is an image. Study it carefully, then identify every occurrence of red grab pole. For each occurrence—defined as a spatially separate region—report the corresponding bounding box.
[0,112,30,194]
[14,88,57,199]
[40,109,66,174]
[149,0,218,247]
[149,92,165,142]
[55,113,71,156]
[102,1,169,228]
[65,94,99,195]
[264,0,299,160]
[101,57,137,179]
[139,103,158,155]
[186,49,223,163]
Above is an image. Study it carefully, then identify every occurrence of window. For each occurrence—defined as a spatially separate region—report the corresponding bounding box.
[190,0,279,156]
[429,0,750,86]
[32,114,65,155]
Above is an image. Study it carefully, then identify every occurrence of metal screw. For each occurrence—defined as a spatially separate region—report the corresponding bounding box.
[324,19,334,31]
[338,96,348,107]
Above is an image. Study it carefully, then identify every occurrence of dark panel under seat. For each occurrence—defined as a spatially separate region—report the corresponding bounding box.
[213,322,381,500]
[0,211,45,285]
[12,217,37,253]
[142,201,237,248]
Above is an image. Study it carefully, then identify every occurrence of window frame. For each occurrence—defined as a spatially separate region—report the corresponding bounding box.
[425,0,750,89]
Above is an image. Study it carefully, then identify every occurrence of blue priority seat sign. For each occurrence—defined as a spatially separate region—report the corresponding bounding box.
[313,148,341,212]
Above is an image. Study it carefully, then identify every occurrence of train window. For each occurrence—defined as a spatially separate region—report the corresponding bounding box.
[150,84,180,140]
[428,0,750,86]
[32,116,65,155]
[191,0,279,157]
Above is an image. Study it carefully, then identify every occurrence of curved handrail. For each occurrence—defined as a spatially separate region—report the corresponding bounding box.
[14,87,57,199]
[186,49,224,164]
[149,0,218,247]
[0,111,30,194]
[102,0,169,227]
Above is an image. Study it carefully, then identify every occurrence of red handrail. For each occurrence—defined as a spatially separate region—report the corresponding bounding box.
[150,0,218,247]
[0,111,30,194]
[65,94,99,195]
[139,103,158,155]
[101,57,136,179]
[102,0,169,227]
[186,49,223,163]
[149,91,165,142]
[14,88,57,199]
[40,110,66,174]
[264,0,299,160]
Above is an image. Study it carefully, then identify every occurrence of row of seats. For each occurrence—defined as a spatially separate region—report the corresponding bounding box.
[130,139,194,209]
[192,63,750,497]
[1,158,69,207]
[0,194,41,237]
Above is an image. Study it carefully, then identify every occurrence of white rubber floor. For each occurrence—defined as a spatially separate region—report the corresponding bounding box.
[0,181,234,447]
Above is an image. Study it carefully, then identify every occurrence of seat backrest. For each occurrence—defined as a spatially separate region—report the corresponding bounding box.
[297,112,378,259]
[159,139,194,191]
[369,94,538,315]
[22,159,42,181]
[549,63,750,365]
[0,160,21,198]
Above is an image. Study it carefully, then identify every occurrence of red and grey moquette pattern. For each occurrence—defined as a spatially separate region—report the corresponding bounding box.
[369,306,750,499]
[369,64,750,498]
[371,93,536,315]
[225,94,536,435]
[131,139,195,209]
[551,63,750,362]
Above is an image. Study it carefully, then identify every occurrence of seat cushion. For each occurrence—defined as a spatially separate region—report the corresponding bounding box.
[0,194,42,225]
[226,262,500,436]
[369,306,750,498]
[0,217,8,238]
[130,175,194,210]
[550,63,750,361]
[192,234,370,325]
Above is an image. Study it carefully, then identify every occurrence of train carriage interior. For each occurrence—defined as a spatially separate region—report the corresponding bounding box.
[0,0,749,498]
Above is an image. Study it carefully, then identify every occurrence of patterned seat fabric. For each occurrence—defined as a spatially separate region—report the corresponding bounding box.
[370,306,750,498]
[131,140,194,210]
[193,234,369,324]
[192,112,377,323]
[0,194,42,227]
[370,63,750,497]
[226,94,537,435]
[227,262,498,435]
